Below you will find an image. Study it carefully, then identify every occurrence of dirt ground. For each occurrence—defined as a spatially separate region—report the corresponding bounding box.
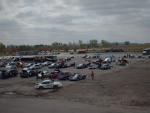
[0,59,150,113]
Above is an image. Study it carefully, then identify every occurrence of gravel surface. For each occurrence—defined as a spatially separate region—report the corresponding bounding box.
[0,53,150,113]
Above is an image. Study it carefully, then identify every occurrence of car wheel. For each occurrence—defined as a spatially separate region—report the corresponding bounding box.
[53,85,58,89]
[39,86,43,89]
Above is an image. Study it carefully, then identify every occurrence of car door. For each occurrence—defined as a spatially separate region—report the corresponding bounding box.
[47,81,54,88]
[41,81,49,88]
[42,81,53,88]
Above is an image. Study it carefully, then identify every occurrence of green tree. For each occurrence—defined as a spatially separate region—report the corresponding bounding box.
[89,39,98,48]
[101,40,111,47]
[124,41,130,45]
[72,42,78,52]
[78,40,82,47]
[78,40,86,49]
[0,42,6,55]
[62,44,69,52]
[51,42,62,50]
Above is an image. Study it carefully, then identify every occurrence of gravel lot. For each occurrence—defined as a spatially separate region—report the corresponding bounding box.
[0,53,150,113]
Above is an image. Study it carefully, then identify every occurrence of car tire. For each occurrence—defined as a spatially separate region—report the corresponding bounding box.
[39,86,43,89]
[53,85,58,89]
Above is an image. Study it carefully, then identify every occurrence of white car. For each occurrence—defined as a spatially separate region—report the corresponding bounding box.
[104,57,112,63]
[35,80,63,89]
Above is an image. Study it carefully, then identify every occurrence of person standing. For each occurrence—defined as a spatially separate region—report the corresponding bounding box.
[91,70,94,80]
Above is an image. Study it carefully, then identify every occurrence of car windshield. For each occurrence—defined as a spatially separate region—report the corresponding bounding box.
[74,74,79,78]
[41,80,52,84]
[103,64,108,66]
[43,71,48,74]
[42,81,50,84]
[51,63,55,66]
[23,70,28,73]
[79,64,83,66]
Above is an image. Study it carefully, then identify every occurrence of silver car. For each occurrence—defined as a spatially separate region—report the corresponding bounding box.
[35,80,63,89]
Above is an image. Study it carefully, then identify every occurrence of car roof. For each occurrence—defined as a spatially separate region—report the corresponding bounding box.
[79,63,83,65]
[42,80,52,82]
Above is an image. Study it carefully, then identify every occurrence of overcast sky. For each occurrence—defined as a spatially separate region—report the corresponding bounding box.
[0,0,150,45]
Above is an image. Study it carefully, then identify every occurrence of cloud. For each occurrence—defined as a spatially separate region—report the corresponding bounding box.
[0,0,150,45]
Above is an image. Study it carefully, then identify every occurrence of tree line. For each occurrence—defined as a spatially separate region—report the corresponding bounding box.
[0,40,132,55]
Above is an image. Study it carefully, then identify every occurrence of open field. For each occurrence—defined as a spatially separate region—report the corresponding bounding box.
[0,53,150,113]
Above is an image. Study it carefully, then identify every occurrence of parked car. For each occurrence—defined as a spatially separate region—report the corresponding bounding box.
[42,61,51,66]
[67,62,75,67]
[0,70,8,79]
[37,70,50,79]
[28,65,36,70]
[34,63,42,69]
[69,73,86,81]
[5,63,17,70]
[88,64,98,69]
[57,63,68,68]
[143,48,150,55]
[20,68,37,78]
[137,55,145,59]
[48,63,58,68]
[82,54,88,58]
[49,70,60,79]
[24,63,33,68]
[76,63,87,69]
[85,62,91,66]
[0,62,6,67]
[85,56,91,59]
[35,80,63,89]
[57,72,72,80]
[93,58,103,65]
[70,56,74,59]
[104,57,112,63]
[92,54,101,59]
[49,70,71,80]
[5,62,16,68]
[0,68,18,79]
[65,57,71,61]
[8,69,18,77]
[100,63,111,70]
